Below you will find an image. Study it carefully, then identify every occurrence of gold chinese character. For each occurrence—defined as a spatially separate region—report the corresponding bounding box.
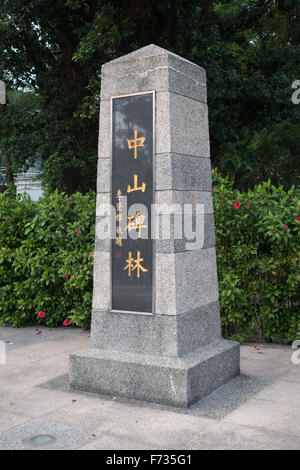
[116,202,123,211]
[123,251,148,278]
[116,213,122,222]
[127,174,146,193]
[125,211,147,238]
[117,189,122,199]
[127,129,146,159]
[116,236,122,246]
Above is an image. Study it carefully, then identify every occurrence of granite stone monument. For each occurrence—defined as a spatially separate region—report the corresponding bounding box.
[69,45,240,408]
[0,80,6,105]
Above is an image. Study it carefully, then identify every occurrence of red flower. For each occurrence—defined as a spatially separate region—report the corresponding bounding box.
[65,273,69,278]
[211,189,216,193]
[264,198,267,202]
[68,198,72,202]
[63,320,69,326]
[296,217,300,222]
[234,202,241,210]
[38,311,45,319]
[246,202,250,208]
[292,259,296,263]
[7,217,11,221]
[283,225,289,229]
[76,228,79,233]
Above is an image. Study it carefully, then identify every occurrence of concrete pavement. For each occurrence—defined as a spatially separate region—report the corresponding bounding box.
[0,326,299,450]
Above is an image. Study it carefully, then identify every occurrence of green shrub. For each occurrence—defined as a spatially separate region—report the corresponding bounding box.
[212,170,300,343]
[0,189,95,328]
[0,173,299,343]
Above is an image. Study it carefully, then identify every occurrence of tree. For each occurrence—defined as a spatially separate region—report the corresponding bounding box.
[0,0,299,192]
[0,90,42,196]
[0,0,100,193]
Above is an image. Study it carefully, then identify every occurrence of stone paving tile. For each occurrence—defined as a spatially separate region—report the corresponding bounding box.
[78,420,207,451]
[279,367,300,383]
[0,419,98,450]
[0,359,69,394]
[0,409,31,433]
[223,397,300,436]
[78,430,164,451]
[0,328,299,450]
[0,388,84,419]
[94,402,215,448]
[185,374,269,420]
[240,343,293,361]
[253,378,300,404]
[41,397,117,431]
[241,358,293,380]
[39,373,268,422]
[7,338,90,362]
[0,326,89,352]
[186,421,300,450]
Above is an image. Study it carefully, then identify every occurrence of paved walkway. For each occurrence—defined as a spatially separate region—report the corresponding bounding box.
[0,326,299,450]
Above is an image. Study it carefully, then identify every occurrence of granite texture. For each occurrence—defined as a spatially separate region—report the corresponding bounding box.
[92,251,111,311]
[96,158,110,193]
[156,91,171,154]
[155,248,219,316]
[69,340,240,408]
[0,419,98,450]
[168,92,210,157]
[155,153,212,191]
[0,80,5,105]
[98,100,110,159]
[95,192,112,251]
[90,302,221,357]
[156,92,210,157]
[95,192,111,214]
[95,220,110,252]
[154,212,216,252]
[175,248,219,314]
[155,190,214,214]
[101,44,206,103]
[70,44,240,408]
[102,45,206,82]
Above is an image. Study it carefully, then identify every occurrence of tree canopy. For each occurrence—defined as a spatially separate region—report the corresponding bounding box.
[0,0,299,192]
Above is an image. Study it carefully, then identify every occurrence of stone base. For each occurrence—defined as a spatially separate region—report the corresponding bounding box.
[69,339,240,408]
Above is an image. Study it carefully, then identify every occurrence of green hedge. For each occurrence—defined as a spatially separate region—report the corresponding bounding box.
[213,170,300,342]
[0,190,95,329]
[0,174,299,342]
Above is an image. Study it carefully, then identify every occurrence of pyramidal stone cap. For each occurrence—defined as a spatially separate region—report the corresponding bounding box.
[101,44,207,103]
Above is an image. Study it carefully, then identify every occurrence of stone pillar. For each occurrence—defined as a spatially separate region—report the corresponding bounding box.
[0,80,6,105]
[69,45,240,408]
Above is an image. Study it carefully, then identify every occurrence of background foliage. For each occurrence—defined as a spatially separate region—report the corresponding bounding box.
[0,189,95,329]
[0,0,299,192]
[0,174,299,342]
[213,170,300,342]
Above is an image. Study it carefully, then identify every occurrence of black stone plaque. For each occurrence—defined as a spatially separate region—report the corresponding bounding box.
[111,92,154,313]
